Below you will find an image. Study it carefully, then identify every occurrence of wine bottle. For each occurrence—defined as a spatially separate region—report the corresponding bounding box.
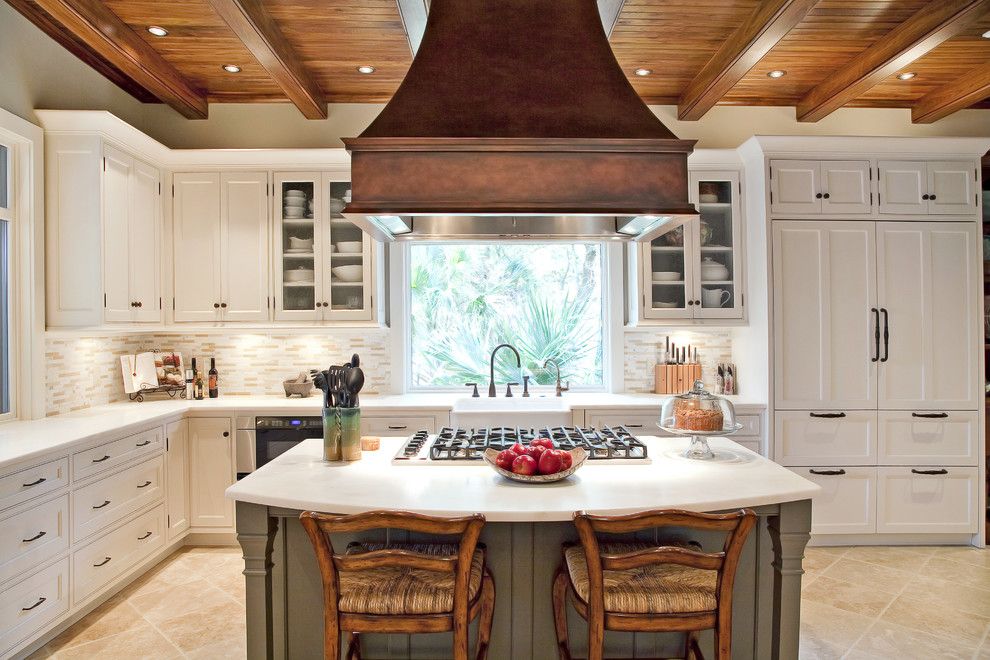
[194,361,205,400]
[208,357,219,399]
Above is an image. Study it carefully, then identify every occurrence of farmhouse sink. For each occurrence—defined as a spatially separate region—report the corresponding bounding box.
[450,395,571,428]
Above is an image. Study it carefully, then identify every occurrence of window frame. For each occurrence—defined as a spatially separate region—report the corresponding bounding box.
[0,141,14,422]
[390,240,625,394]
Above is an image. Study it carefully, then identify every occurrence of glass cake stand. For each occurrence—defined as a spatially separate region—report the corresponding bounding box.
[658,379,742,460]
[656,423,744,460]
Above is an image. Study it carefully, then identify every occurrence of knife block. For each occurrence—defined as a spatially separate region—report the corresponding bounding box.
[654,364,702,395]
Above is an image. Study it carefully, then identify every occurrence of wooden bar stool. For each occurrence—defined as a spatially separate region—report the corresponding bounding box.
[552,508,756,660]
[300,510,496,660]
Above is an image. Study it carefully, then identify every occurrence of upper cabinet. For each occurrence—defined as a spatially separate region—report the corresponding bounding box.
[274,172,374,322]
[639,170,744,323]
[46,135,163,327]
[878,161,978,216]
[770,160,872,216]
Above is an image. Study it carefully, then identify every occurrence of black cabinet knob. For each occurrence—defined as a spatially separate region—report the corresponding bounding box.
[922,194,929,200]
[220,302,227,308]
[213,303,220,309]
[687,300,694,306]
[929,194,936,200]
[822,193,830,199]
[815,193,823,199]
[136,301,142,307]
[222,431,229,437]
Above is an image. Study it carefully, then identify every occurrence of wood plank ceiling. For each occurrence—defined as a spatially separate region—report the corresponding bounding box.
[6,0,990,122]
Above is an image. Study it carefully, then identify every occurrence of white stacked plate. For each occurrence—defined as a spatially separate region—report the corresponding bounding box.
[335,241,362,254]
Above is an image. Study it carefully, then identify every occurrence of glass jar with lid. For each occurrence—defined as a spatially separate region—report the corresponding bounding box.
[658,380,742,459]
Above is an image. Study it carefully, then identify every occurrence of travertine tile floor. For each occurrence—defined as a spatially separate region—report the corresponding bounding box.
[26,545,990,659]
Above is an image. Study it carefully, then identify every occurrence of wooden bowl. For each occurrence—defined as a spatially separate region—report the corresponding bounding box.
[482,447,587,483]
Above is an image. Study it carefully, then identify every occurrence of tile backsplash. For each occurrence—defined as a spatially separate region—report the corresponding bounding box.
[46,327,732,416]
[45,330,390,416]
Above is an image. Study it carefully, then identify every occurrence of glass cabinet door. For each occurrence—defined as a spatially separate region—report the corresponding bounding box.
[274,172,323,321]
[691,171,743,319]
[642,222,695,319]
[323,176,373,321]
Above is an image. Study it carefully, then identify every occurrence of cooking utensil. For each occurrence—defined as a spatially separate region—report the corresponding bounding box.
[345,366,365,408]
[350,353,360,368]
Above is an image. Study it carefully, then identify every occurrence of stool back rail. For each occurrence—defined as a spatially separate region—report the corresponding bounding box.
[300,510,495,660]
[553,508,756,660]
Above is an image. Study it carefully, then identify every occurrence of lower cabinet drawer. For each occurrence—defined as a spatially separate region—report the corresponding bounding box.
[361,416,438,435]
[788,466,877,535]
[73,504,165,604]
[878,411,979,466]
[0,458,68,513]
[73,426,163,481]
[0,558,70,656]
[877,466,979,534]
[0,494,70,586]
[73,455,164,541]
[775,411,877,465]
[585,412,658,432]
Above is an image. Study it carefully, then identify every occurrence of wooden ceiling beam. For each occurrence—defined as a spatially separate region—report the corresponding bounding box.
[796,0,990,123]
[912,61,990,122]
[208,0,327,120]
[677,0,816,121]
[29,0,207,119]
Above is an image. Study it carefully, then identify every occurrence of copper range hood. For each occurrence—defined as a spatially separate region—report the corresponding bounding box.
[342,0,697,242]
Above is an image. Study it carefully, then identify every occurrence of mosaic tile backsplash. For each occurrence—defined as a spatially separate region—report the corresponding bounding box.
[45,328,731,416]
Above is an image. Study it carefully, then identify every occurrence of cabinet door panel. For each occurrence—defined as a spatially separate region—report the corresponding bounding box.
[166,420,190,539]
[820,161,872,215]
[221,172,270,321]
[877,223,979,409]
[189,418,234,529]
[878,411,978,466]
[773,222,877,409]
[129,159,161,322]
[789,467,876,535]
[775,410,877,466]
[770,160,820,215]
[642,227,693,319]
[877,467,978,534]
[102,148,132,322]
[927,161,978,215]
[878,161,926,214]
[693,171,744,319]
[173,173,222,322]
[274,173,322,321]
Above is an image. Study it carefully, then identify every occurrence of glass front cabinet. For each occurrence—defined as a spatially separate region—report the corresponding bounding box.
[274,172,374,322]
[638,170,744,322]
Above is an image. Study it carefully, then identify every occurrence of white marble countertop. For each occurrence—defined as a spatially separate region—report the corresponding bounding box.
[226,437,815,522]
[0,393,766,471]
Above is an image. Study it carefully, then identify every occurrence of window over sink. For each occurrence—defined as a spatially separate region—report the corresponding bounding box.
[407,243,606,390]
[0,142,11,417]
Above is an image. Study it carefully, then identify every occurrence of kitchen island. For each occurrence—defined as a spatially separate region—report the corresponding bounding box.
[227,437,818,660]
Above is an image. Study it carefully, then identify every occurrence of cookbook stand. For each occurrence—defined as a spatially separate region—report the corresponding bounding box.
[128,385,187,403]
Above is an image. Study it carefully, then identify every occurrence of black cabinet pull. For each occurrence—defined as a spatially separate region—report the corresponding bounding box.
[222,431,230,437]
[137,531,153,540]
[93,556,111,567]
[929,194,936,200]
[21,597,46,611]
[922,194,930,200]
[92,499,111,509]
[823,193,830,199]
[91,454,111,463]
[809,469,846,476]
[911,468,948,475]
[220,302,227,308]
[137,480,152,488]
[135,440,151,447]
[871,307,880,362]
[815,192,823,199]
[22,531,47,543]
[809,412,846,418]
[911,412,948,419]
[625,424,644,428]
[387,425,408,430]
[213,302,220,309]
[882,308,890,360]
[22,477,46,487]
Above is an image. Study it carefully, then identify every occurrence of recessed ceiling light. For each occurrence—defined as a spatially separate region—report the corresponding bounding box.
[982,29,990,38]
[897,72,916,80]
[147,26,168,37]
[634,68,652,77]
[221,64,241,73]
[357,65,376,74]
[767,70,786,79]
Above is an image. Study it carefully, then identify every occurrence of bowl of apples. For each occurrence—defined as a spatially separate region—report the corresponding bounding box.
[483,438,588,483]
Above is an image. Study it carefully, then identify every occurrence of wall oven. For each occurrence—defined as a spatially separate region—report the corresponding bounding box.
[255,416,322,469]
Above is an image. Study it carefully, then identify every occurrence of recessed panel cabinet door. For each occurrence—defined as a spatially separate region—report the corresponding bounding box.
[220,172,270,321]
[770,160,820,215]
[927,161,978,215]
[188,418,234,529]
[877,223,979,410]
[878,161,926,214]
[173,173,222,322]
[773,222,878,409]
[820,161,871,215]
[101,147,132,322]
[129,159,161,322]
[165,420,190,539]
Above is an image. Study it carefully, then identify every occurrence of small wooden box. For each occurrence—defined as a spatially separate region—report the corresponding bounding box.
[654,364,702,395]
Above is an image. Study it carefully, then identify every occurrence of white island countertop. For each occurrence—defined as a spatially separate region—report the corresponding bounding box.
[226,437,816,522]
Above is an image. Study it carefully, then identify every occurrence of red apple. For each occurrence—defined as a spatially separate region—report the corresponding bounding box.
[510,443,528,456]
[523,444,547,461]
[558,450,573,470]
[495,449,517,470]
[538,449,565,475]
[511,454,538,476]
[531,437,554,450]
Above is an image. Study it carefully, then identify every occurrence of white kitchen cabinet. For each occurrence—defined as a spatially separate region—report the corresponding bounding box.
[274,173,375,322]
[188,418,235,530]
[173,171,271,322]
[876,466,979,534]
[876,223,980,410]
[774,410,877,466]
[772,222,878,409]
[769,160,871,216]
[641,171,744,321]
[877,411,979,466]
[789,466,877,535]
[45,135,162,326]
[165,420,190,539]
[879,161,978,216]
